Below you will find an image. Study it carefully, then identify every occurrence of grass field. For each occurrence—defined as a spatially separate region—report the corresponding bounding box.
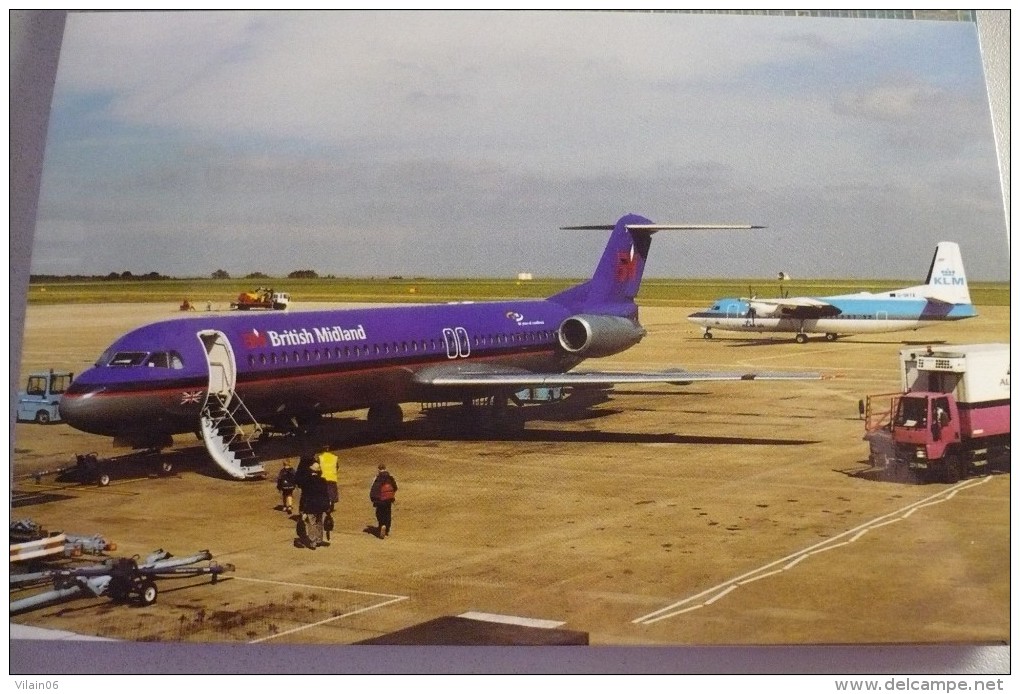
[25,276,1010,307]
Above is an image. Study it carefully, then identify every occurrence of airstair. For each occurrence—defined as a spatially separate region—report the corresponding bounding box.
[199,393,265,480]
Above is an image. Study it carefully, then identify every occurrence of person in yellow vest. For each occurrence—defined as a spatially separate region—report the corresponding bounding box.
[316,446,340,512]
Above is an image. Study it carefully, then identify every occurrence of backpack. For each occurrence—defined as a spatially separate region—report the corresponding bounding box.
[277,467,296,490]
[378,480,395,502]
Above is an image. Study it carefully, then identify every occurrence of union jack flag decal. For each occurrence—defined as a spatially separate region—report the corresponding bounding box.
[180,391,204,405]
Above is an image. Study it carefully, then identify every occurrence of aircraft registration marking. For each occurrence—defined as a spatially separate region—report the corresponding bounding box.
[631,476,994,626]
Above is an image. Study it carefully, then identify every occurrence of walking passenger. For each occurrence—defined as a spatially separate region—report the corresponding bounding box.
[316,446,340,512]
[297,461,331,549]
[276,459,297,514]
[369,463,398,539]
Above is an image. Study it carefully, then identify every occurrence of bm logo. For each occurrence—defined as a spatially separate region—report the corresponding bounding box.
[616,250,638,282]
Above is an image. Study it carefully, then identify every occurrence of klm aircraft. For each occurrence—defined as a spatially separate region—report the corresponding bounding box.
[688,242,976,344]
[59,213,819,480]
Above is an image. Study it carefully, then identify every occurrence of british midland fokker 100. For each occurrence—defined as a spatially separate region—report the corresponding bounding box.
[687,242,976,344]
[59,213,820,481]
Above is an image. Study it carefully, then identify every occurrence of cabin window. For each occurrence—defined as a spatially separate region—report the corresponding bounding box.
[259,354,267,365]
[108,352,148,367]
[25,376,46,396]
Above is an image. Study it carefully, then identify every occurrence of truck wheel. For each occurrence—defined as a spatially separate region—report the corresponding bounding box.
[139,579,158,606]
[942,453,964,484]
[35,410,51,424]
[98,473,111,487]
[161,461,174,474]
[795,333,808,344]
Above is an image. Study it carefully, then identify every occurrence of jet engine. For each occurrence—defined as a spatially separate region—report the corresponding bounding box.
[557,314,646,358]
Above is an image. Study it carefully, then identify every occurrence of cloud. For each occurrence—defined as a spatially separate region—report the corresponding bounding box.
[34,11,1008,281]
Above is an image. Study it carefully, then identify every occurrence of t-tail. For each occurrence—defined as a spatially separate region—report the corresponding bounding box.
[916,242,972,305]
[550,213,763,318]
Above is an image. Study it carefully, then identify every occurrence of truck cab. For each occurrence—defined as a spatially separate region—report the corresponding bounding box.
[892,392,961,479]
[17,370,74,424]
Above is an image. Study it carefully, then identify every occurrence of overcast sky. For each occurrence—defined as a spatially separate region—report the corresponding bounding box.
[31,11,1009,281]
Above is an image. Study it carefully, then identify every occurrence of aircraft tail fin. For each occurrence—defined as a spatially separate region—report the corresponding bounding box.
[550,214,762,317]
[919,241,972,304]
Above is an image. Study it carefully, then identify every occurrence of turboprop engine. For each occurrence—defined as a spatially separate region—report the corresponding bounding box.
[557,314,647,358]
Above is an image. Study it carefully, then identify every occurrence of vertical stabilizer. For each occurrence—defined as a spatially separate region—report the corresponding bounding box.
[922,242,971,304]
[550,213,654,317]
[550,214,762,317]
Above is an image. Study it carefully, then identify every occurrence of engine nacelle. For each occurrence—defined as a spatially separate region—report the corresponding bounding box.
[557,314,646,358]
[747,301,781,317]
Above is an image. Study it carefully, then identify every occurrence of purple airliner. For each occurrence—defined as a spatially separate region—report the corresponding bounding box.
[59,213,818,479]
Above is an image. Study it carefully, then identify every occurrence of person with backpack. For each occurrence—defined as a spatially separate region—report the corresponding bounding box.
[369,463,398,539]
[275,459,297,514]
[297,461,332,550]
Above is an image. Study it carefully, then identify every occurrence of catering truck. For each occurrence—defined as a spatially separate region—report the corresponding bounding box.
[864,344,1010,483]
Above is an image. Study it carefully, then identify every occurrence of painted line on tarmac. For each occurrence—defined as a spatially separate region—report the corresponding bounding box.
[632,476,993,626]
[459,611,566,629]
[234,576,409,644]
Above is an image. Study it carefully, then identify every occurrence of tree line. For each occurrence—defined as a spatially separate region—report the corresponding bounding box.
[30,269,324,282]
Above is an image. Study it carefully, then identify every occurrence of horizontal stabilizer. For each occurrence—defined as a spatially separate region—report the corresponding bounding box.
[561,224,764,231]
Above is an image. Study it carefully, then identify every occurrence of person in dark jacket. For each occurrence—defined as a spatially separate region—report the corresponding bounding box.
[297,461,331,549]
[369,463,398,539]
[275,459,296,513]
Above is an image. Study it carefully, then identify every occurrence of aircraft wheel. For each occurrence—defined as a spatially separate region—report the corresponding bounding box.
[795,333,808,344]
[825,333,838,342]
[138,579,158,606]
[35,410,51,424]
[367,403,403,437]
[703,331,713,339]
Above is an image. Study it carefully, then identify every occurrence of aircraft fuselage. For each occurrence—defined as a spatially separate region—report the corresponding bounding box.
[59,299,584,443]
[688,295,977,338]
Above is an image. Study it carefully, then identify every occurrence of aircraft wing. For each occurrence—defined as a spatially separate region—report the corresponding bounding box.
[412,363,821,388]
[748,297,842,319]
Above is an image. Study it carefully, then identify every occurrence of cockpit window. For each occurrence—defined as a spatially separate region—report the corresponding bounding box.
[146,351,184,369]
[108,352,148,367]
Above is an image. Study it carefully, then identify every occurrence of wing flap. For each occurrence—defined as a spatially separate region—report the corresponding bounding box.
[413,364,820,388]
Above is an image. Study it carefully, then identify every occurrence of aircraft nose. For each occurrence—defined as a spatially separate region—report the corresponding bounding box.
[58,376,114,435]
